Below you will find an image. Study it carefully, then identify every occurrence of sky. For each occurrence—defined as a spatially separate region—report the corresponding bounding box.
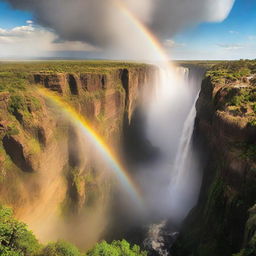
[169,0,256,60]
[0,0,255,60]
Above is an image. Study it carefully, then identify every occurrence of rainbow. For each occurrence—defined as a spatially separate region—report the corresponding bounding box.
[113,0,173,65]
[38,88,143,206]
[38,1,173,209]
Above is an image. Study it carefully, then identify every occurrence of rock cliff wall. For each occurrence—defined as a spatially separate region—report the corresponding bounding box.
[0,63,156,247]
[173,66,256,256]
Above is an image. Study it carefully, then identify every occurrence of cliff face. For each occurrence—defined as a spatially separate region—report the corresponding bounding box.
[0,62,156,246]
[173,63,256,256]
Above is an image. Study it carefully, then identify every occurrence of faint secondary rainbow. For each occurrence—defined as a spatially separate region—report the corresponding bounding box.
[38,88,143,206]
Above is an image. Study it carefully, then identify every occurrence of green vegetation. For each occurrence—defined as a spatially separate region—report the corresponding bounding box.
[87,240,147,256]
[7,94,42,127]
[172,60,256,256]
[0,60,145,138]
[0,71,28,93]
[0,205,41,256]
[203,173,225,221]
[6,124,20,136]
[8,95,27,114]
[27,138,41,155]
[8,94,41,113]
[0,60,146,93]
[233,242,256,256]
[175,60,223,69]
[233,205,256,256]
[206,59,256,83]
[0,205,147,256]
[234,142,256,161]
[228,89,251,107]
[70,167,84,195]
[206,60,256,126]
[39,241,83,256]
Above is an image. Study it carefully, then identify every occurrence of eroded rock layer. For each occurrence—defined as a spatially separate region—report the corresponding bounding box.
[173,61,256,256]
[0,62,156,247]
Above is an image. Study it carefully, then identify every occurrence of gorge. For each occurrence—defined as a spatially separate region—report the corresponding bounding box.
[0,60,256,256]
[0,1,255,256]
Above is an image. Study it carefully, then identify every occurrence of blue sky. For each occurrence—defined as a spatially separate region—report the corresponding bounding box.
[170,0,256,59]
[0,0,255,60]
[0,2,32,28]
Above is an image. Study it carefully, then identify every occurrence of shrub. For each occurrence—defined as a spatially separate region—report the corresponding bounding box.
[6,124,19,136]
[39,241,84,256]
[87,240,147,256]
[0,206,41,256]
[8,95,27,114]
[248,119,256,127]
[0,205,148,256]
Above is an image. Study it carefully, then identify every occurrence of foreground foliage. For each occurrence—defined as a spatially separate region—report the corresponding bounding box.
[87,240,147,256]
[0,206,41,256]
[0,206,147,256]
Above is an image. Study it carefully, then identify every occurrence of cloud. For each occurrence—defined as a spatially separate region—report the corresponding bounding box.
[26,20,33,24]
[150,0,235,38]
[0,25,34,38]
[164,39,186,48]
[217,43,244,50]
[248,35,256,41]
[0,23,98,58]
[229,30,239,34]
[4,0,235,55]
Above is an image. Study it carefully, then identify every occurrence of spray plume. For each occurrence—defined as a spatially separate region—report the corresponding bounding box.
[2,0,236,247]
[38,88,143,208]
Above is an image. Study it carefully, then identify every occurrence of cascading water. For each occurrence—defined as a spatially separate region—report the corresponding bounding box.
[137,64,202,216]
[137,64,205,255]
[168,90,200,219]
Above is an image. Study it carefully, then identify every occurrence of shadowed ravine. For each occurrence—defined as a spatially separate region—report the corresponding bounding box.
[106,64,206,255]
[1,60,256,256]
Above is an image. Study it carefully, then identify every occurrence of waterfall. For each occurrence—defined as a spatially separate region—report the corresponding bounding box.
[138,64,204,221]
[171,91,200,186]
[145,65,193,159]
[138,65,204,255]
[168,91,201,221]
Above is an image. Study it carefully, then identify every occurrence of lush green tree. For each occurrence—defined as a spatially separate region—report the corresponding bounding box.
[0,206,41,256]
[38,241,84,256]
[87,240,147,256]
[0,205,148,256]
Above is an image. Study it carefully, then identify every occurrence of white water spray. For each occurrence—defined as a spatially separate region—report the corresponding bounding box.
[172,91,200,188]
[138,65,204,255]
[137,63,204,222]
[168,90,201,220]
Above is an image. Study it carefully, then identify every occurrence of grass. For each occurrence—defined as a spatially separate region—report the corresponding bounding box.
[208,60,256,127]
[206,59,256,83]
[6,124,19,136]
[27,137,41,155]
[0,60,148,97]
[0,60,146,78]
[0,61,142,132]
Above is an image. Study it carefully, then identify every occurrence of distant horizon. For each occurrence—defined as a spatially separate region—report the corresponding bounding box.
[0,57,254,62]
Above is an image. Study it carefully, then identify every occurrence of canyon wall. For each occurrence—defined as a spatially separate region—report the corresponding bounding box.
[173,66,256,256]
[0,63,156,248]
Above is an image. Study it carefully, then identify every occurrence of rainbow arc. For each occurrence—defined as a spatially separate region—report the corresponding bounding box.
[39,88,143,206]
